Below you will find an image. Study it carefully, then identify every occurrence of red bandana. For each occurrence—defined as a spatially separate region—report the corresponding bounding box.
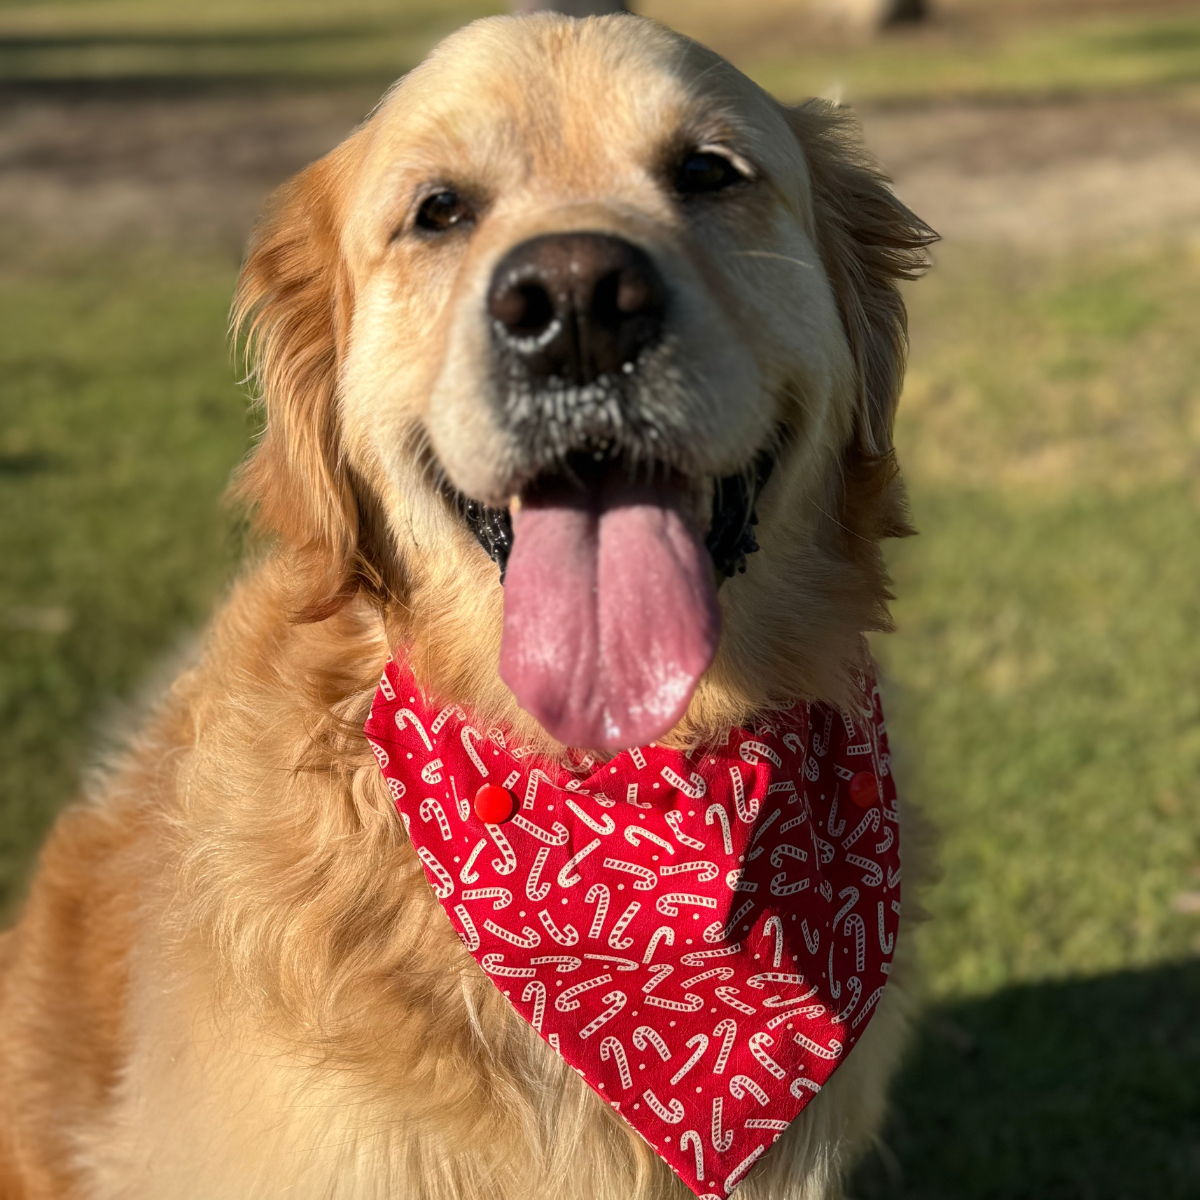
[365,658,901,1198]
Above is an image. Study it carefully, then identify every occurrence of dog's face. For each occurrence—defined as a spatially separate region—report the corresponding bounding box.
[236,15,932,752]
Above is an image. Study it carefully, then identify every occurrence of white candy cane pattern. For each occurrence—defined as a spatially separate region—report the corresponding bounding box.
[366,656,901,1197]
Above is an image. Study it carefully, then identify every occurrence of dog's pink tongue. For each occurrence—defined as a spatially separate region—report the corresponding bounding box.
[500,479,719,751]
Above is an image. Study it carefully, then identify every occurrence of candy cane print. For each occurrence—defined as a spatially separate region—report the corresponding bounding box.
[761,987,820,1009]
[398,810,410,835]
[642,1090,684,1125]
[888,863,902,889]
[768,778,799,804]
[377,668,396,702]
[681,944,742,967]
[844,912,867,972]
[826,789,846,839]
[624,826,675,855]
[557,839,601,888]
[748,1032,787,1080]
[394,708,432,752]
[642,962,674,995]
[521,979,547,1031]
[628,747,647,770]
[461,887,512,911]
[625,782,651,810]
[521,768,555,812]
[764,915,784,968]
[460,838,487,884]
[811,830,835,865]
[430,702,466,736]
[537,910,579,947]
[831,975,862,1025]
[566,798,616,836]
[669,1033,709,1085]
[728,766,759,825]
[713,986,756,1015]
[813,709,833,756]
[584,883,610,939]
[579,991,626,1039]
[770,872,811,898]
[833,886,860,929]
[530,955,582,972]
[781,731,802,756]
[877,900,894,955]
[555,973,613,1012]
[460,726,489,778]
[819,880,833,902]
[657,892,719,917]
[739,739,783,769]
[710,1096,733,1153]
[747,971,809,990]
[526,847,551,902]
[851,985,885,1029]
[583,953,638,972]
[848,854,883,888]
[875,824,894,855]
[793,1032,844,1060]
[416,847,453,898]
[501,769,520,791]
[510,815,570,846]
[448,774,467,822]
[828,945,841,1000]
[663,809,706,850]
[420,758,444,786]
[801,918,820,955]
[480,953,536,978]
[607,901,641,950]
[705,803,733,855]
[482,919,540,949]
[729,1075,770,1106]
[724,868,758,893]
[660,766,707,799]
[646,992,704,1014]
[833,763,855,783]
[453,904,480,952]
[842,808,880,851]
[639,926,673,965]
[681,966,735,988]
[770,843,809,869]
[386,777,406,807]
[745,808,782,860]
[661,860,718,884]
[680,1130,705,1181]
[486,825,517,876]
[702,898,754,943]
[779,808,809,836]
[603,859,657,891]
[599,1036,633,1089]
[745,1119,790,1132]
[765,1002,825,1030]
[633,1025,672,1062]
[803,756,820,782]
[712,1018,737,1073]
[419,798,452,841]
[790,1075,821,1098]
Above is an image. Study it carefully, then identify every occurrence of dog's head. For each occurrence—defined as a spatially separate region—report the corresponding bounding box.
[234,14,933,752]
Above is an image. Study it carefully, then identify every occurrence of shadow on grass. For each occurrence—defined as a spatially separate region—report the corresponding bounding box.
[853,962,1200,1199]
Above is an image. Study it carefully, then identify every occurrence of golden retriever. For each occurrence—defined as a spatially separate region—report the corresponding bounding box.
[0,13,934,1199]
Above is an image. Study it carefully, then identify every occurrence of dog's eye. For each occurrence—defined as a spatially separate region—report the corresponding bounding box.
[674,151,745,197]
[416,190,472,233]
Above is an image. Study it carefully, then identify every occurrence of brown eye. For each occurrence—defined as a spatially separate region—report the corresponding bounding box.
[674,151,745,197]
[416,189,472,233]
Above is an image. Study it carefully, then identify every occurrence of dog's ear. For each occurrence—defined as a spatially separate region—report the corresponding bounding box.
[785,100,937,461]
[232,137,382,622]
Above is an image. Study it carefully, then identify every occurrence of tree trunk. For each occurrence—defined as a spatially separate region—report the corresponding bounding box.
[512,0,628,14]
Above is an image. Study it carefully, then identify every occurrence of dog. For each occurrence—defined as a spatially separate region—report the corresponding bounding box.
[0,14,935,1199]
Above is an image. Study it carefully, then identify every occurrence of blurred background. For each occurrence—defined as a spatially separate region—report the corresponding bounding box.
[1,0,1198,1194]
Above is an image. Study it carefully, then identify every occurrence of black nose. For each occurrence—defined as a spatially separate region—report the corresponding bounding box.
[487,233,667,385]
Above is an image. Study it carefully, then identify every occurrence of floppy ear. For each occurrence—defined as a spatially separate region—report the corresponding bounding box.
[785,99,937,461]
[231,138,388,621]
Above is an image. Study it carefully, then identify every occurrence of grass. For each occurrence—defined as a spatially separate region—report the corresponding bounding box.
[0,0,1198,103]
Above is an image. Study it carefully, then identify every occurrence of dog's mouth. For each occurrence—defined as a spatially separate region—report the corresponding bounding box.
[449,447,776,751]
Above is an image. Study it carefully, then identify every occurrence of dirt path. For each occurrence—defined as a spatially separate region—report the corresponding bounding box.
[2,83,1199,253]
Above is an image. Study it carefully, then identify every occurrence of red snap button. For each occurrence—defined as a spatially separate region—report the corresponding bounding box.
[848,771,879,808]
[474,783,516,824]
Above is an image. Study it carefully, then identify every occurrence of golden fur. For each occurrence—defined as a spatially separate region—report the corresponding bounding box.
[0,14,935,1199]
